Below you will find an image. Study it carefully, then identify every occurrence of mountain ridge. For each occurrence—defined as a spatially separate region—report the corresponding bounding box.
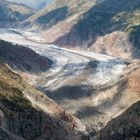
[24,0,140,59]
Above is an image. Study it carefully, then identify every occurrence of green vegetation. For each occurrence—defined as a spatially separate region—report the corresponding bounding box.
[0,61,32,114]
[0,88,32,113]
[0,62,43,139]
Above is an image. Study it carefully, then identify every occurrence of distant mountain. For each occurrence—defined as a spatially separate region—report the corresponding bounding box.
[25,0,140,59]
[0,0,35,27]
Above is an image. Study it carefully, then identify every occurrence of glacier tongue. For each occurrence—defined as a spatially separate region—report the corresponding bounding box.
[88,59,126,87]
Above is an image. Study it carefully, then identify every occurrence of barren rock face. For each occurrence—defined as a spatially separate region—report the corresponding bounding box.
[91,31,134,59]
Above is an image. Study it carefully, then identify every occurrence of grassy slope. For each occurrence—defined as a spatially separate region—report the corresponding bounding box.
[0,62,78,140]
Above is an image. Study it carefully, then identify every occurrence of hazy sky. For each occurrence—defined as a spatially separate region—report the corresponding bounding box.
[7,0,53,9]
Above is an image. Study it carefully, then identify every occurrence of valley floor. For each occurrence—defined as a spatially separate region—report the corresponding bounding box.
[0,28,130,137]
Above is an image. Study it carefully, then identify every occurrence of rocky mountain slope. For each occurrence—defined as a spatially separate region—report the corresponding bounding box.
[0,61,81,140]
[45,58,140,139]
[24,0,105,30]
[25,0,140,59]
[0,40,53,74]
[93,59,140,139]
[98,101,140,140]
[0,0,35,27]
[0,27,140,139]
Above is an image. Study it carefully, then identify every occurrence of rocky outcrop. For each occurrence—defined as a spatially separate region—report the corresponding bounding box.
[90,31,134,59]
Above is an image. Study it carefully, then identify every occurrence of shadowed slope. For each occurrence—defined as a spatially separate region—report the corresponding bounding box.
[0,40,53,74]
[24,0,103,31]
[25,6,68,29]
[98,101,140,140]
[55,0,140,49]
